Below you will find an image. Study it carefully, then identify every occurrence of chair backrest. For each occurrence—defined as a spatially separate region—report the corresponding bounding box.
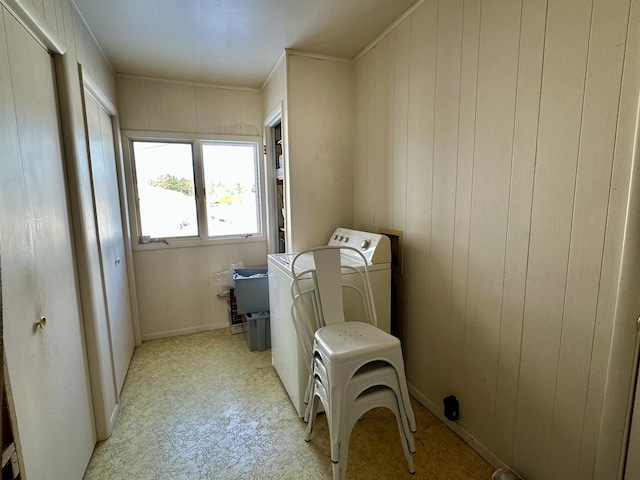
[289,246,378,363]
[311,247,346,326]
[290,265,320,370]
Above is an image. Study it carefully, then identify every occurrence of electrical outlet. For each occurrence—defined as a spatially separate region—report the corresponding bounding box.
[443,395,460,421]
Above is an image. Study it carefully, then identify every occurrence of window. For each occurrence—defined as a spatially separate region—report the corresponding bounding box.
[203,143,260,237]
[128,135,262,243]
[132,141,197,238]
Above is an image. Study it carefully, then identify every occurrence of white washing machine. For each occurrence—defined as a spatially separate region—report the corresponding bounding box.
[268,227,391,417]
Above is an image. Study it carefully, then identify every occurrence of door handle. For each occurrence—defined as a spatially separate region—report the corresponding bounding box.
[35,316,47,329]
[115,258,121,265]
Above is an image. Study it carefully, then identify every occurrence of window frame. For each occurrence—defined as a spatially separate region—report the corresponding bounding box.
[122,130,266,250]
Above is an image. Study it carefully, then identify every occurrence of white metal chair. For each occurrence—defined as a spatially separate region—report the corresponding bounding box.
[289,245,416,479]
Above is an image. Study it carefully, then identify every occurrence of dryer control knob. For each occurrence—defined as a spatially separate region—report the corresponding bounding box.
[334,235,338,240]
[360,239,370,250]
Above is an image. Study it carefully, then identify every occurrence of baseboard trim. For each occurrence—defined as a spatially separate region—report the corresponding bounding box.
[141,322,228,341]
[408,383,508,472]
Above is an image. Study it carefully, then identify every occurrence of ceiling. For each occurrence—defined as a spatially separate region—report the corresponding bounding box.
[73,0,417,89]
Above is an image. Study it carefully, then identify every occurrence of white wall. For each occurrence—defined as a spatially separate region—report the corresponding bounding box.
[285,52,354,250]
[353,1,636,479]
[262,53,286,125]
[118,76,262,135]
[117,76,268,340]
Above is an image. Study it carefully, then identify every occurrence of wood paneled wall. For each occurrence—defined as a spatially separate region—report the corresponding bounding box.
[1,0,115,96]
[286,52,354,250]
[116,76,267,340]
[132,242,268,340]
[117,76,262,135]
[353,1,635,478]
[263,53,286,123]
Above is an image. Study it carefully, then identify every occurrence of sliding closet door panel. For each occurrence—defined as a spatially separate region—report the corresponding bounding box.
[0,7,95,479]
[85,92,135,395]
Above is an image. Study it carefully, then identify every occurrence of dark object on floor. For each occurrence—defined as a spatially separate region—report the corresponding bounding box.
[443,395,459,421]
[492,468,523,480]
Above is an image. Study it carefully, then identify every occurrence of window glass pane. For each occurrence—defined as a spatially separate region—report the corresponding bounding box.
[132,141,197,238]
[203,143,260,237]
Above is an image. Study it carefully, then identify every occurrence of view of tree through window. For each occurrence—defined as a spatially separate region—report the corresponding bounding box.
[132,141,197,238]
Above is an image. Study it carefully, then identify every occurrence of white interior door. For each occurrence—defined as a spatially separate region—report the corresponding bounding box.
[0,7,95,479]
[84,91,135,395]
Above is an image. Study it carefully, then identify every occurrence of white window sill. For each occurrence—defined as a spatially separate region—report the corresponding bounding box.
[133,234,266,252]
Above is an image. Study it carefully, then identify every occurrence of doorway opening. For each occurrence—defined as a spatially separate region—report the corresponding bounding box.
[265,106,286,254]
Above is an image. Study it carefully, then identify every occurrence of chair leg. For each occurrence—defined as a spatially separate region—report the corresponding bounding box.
[303,364,315,422]
[337,390,415,479]
[305,393,320,442]
[332,460,341,480]
[393,407,415,474]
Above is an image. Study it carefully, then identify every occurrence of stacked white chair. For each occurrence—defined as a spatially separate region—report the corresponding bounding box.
[289,245,416,480]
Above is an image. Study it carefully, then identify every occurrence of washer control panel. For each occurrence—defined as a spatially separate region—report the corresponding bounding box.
[327,227,390,264]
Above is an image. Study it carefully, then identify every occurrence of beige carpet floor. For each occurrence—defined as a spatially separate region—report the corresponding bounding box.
[83,328,494,480]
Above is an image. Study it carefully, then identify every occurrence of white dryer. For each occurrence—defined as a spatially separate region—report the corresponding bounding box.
[267,227,391,417]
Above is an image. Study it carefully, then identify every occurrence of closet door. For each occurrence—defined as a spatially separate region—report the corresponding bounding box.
[84,91,135,394]
[0,8,95,479]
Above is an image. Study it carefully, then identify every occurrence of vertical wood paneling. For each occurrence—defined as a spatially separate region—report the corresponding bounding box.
[316,60,352,234]
[133,241,268,339]
[5,0,68,50]
[429,0,463,399]
[117,76,149,130]
[116,74,267,338]
[355,1,633,477]
[194,85,227,134]
[373,34,394,229]
[317,62,339,232]
[550,1,630,477]
[166,250,205,331]
[287,55,317,249]
[450,0,481,406]
[144,81,162,130]
[462,0,521,443]
[117,76,262,136]
[391,18,410,232]
[156,82,197,133]
[42,0,55,33]
[134,252,169,336]
[94,45,116,102]
[403,0,436,392]
[492,0,546,463]
[60,0,75,57]
[263,55,285,120]
[72,8,96,76]
[30,0,44,17]
[338,63,354,225]
[224,89,244,135]
[286,53,353,250]
[354,52,375,229]
[240,90,262,136]
[589,3,637,476]
[513,0,593,477]
[71,7,88,68]
[52,0,64,44]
